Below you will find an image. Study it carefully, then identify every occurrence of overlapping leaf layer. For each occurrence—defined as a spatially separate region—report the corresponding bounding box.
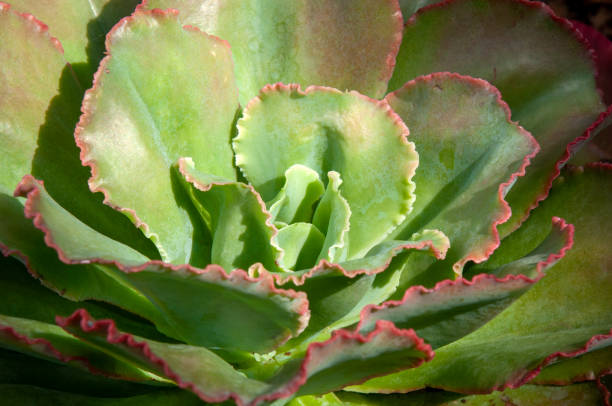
[0,0,610,404]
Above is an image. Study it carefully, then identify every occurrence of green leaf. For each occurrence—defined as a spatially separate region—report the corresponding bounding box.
[277,230,449,352]
[398,0,441,21]
[312,171,351,263]
[15,176,149,266]
[178,157,282,272]
[388,0,605,233]
[0,348,160,398]
[7,0,140,84]
[386,73,538,274]
[0,315,157,383]
[269,164,325,226]
[467,217,574,280]
[0,3,159,259]
[532,338,612,386]
[276,223,325,271]
[75,9,239,263]
[350,164,612,393]
[6,178,310,352]
[0,5,65,196]
[59,310,432,404]
[142,0,403,104]
[234,84,418,259]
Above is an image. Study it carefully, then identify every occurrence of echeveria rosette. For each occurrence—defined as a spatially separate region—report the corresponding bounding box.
[0,0,610,405]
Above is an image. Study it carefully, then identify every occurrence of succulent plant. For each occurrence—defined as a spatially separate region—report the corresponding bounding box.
[1,0,611,404]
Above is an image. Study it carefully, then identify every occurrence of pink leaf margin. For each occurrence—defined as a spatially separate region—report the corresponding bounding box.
[0,1,64,53]
[72,7,235,255]
[386,71,540,274]
[57,309,432,406]
[11,175,311,345]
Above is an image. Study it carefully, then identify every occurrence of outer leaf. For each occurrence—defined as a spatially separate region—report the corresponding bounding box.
[0,347,159,398]
[7,0,139,83]
[178,157,282,272]
[141,0,403,104]
[467,216,574,280]
[389,0,605,233]
[75,9,239,263]
[386,73,538,273]
[0,3,65,196]
[351,164,612,394]
[0,315,156,382]
[10,177,309,352]
[0,3,159,258]
[234,83,418,259]
[570,105,612,165]
[59,311,432,405]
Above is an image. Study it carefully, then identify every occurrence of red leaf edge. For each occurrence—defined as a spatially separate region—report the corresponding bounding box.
[12,175,311,345]
[176,157,285,270]
[0,323,120,379]
[385,71,540,274]
[356,215,574,332]
[57,310,432,406]
[0,2,64,53]
[72,7,235,256]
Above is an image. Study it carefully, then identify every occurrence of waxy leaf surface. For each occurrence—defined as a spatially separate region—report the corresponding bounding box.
[7,0,139,82]
[142,0,403,104]
[234,84,418,260]
[178,158,282,272]
[351,164,612,393]
[76,9,239,263]
[389,0,604,232]
[386,73,538,274]
[9,177,309,352]
[59,311,432,405]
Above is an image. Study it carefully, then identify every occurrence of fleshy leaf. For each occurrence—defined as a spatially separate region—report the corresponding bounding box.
[0,315,157,382]
[570,105,612,165]
[75,9,239,263]
[276,223,325,271]
[312,171,351,263]
[177,158,282,272]
[141,0,403,104]
[0,4,65,196]
[0,3,159,259]
[59,310,432,405]
[8,178,309,352]
[269,165,325,225]
[350,164,612,394]
[467,216,574,280]
[386,73,538,274]
[276,230,449,350]
[15,175,149,266]
[57,310,270,405]
[355,217,571,349]
[532,336,612,386]
[7,0,140,83]
[234,84,418,259]
[398,0,441,21]
[389,0,605,233]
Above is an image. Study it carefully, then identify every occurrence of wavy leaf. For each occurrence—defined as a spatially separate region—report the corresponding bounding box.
[9,177,309,352]
[7,0,139,83]
[0,3,158,258]
[389,0,605,233]
[350,164,612,394]
[234,83,418,259]
[59,311,432,405]
[386,73,538,275]
[75,9,239,263]
[177,157,282,272]
[141,0,403,104]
